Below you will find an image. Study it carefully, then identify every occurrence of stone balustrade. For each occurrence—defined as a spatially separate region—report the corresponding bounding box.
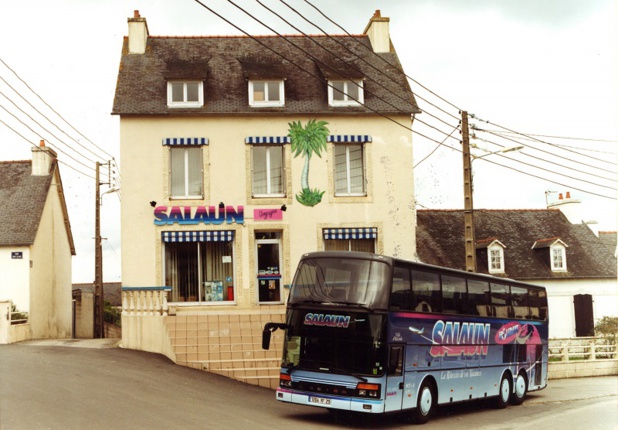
[122,286,172,316]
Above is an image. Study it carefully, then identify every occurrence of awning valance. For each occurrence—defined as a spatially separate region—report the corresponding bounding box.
[245,136,290,144]
[323,228,377,240]
[162,137,209,146]
[327,135,372,143]
[162,231,235,243]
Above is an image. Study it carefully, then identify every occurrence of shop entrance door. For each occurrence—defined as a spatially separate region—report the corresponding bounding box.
[256,233,282,303]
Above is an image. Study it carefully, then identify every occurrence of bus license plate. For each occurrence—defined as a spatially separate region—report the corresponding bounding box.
[309,396,331,405]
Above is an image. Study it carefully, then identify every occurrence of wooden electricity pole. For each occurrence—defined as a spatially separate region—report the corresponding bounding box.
[461,111,476,272]
[94,162,105,338]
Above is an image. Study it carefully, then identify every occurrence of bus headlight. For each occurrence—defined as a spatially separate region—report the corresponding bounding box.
[357,383,380,398]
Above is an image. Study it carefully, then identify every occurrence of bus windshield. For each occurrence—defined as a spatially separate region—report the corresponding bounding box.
[283,310,386,376]
[288,256,390,310]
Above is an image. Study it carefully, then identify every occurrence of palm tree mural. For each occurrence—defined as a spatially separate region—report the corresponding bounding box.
[288,119,329,207]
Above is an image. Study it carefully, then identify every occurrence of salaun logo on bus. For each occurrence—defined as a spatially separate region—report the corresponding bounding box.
[429,320,491,357]
[304,313,351,328]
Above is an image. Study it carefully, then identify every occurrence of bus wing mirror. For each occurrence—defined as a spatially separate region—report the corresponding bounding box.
[262,322,288,350]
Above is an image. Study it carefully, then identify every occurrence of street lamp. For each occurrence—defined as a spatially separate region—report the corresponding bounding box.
[461,110,522,272]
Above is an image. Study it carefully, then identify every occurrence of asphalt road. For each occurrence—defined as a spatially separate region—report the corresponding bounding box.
[1,341,616,429]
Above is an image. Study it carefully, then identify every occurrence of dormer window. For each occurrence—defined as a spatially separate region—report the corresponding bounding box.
[477,238,506,274]
[249,80,284,107]
[489,246,505,274]
[551,243,567,272]
[532,237,569,273]
[167,81,203,108]
[328,80,363,106]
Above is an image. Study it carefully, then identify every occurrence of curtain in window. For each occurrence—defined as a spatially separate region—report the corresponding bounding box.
[334,144,364,194]
[252,146,283,196]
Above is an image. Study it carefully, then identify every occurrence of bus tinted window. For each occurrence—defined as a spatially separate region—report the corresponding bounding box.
[441,275,466,314]
[411,270,441,313]
[391,267,413,310]
[529,288,548,320]
[467,279,491,316]
[511,285,530,319]
[491,283,512,318]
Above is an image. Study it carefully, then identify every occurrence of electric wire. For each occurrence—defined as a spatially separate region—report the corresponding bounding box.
[0,57,115,160]
[0,117,95,179]
[193,1,616,201]
[193,0,454,148]
[0,101,96,173]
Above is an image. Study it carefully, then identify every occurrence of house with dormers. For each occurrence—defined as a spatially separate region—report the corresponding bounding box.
[416,197,617,339]
[0,142,75,343]
[112,10,419,387]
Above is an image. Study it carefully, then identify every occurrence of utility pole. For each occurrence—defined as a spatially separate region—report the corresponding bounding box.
[94,162,105,338]
[461,111,476,272]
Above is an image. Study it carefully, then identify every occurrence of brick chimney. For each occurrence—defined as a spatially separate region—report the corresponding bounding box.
[31,140,57,176]
[548,191,583,225]
[128,10,149,54]
[363,10,391,53]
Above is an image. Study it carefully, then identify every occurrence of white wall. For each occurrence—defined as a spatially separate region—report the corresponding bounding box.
[540,278,617,338]
[0,246,30,312]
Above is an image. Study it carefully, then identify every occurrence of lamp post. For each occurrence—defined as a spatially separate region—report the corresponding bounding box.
[461,110,522,272]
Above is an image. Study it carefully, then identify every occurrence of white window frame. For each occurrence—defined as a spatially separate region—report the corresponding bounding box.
[334,143,366,196]
[251,145,285,198]
[551,244,567,272]
[249,80,285,107]
[488,245,505,274]
[328,80,364,106]
[169,146,203,199]
[167,81,204,108]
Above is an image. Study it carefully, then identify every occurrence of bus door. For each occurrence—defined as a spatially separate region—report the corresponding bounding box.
[384,344,405,412]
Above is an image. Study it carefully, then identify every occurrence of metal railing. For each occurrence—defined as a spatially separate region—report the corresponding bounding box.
[10,312,28,325]
[549,337,617,361]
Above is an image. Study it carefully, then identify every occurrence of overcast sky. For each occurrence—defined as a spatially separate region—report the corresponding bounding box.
[0,0,615,283]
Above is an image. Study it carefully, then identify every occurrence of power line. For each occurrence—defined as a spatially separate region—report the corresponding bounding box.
[0,116,95,179]
[0,57,115,161]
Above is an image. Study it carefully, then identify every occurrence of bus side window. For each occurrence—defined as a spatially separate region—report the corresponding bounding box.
[441,275,466,315]
[511,286,530,319]
[491,283,512,318]
[390,267,413,310]
[411,270,441,313]
[388,345,404,376]
[467,279,491,316]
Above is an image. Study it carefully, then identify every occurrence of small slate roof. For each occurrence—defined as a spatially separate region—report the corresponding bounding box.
[0,160,75,254]
[112,34,419,116]
[416,209,617,280]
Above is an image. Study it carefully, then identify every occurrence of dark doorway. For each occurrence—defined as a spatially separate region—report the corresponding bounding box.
[573,294,594,337]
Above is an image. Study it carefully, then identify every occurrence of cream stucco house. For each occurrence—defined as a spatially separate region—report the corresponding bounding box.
[113,11,419,387]
[0,142,75,343]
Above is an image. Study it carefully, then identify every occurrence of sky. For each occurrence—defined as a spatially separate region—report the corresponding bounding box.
[0,0,616,283]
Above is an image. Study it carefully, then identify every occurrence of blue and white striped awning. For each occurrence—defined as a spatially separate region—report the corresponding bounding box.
[323,228,378,240]
[162,230,235,243]
[245,136,290,144]
[162,137,209,146]
[327,135,372,143]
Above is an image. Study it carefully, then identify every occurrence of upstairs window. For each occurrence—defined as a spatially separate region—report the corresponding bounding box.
[167,81,203,108]
[170,146,203,199]
[252,145,285,197]
[551,244,567,272]
[249,80,284,107]
[334,143,365,196]
[488,244,505,274]
[328,80,363,106]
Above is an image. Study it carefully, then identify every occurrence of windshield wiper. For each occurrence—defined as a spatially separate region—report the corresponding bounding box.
[323,367,368,383]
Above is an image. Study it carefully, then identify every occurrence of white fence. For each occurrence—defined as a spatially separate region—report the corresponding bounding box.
[549,337,617,361]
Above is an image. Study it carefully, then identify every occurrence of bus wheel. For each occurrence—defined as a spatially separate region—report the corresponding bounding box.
[495,373,511,409]
[511,371,528,405]
[412,380,436,424]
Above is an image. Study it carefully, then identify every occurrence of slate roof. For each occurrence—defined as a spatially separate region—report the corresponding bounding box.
[416,209,617,280]
[0,160,75,254]
[599,231,617,256]
[112,34,419,116]
[0,161,53,246]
